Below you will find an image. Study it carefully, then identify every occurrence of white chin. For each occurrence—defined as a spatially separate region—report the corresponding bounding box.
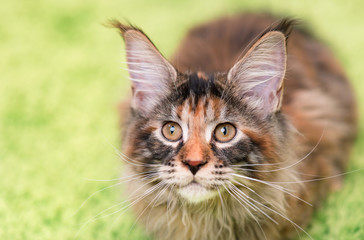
[177,182,217,203]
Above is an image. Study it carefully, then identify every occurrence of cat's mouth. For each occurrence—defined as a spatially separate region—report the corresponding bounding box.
[177,181,218,203]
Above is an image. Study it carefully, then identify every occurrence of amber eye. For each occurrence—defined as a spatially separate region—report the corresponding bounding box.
[214,123,236,142]
[162,122,183,141]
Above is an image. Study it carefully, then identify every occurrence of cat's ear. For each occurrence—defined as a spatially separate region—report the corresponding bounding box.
[228,31,287,118]
[114,22,177,116]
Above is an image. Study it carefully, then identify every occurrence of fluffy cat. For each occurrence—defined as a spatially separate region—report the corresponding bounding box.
[112,13,357,240]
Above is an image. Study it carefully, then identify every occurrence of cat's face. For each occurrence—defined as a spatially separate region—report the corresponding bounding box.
[131,74,260,203]
[116,23,289,203]
[158,95,240,203]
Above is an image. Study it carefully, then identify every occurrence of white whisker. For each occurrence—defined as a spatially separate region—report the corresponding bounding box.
[232,173,312,206]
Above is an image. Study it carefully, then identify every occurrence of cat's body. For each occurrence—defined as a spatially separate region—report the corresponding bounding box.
[114,14,357,240]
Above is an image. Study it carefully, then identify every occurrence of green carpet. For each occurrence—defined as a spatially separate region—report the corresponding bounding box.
[1,0,363,239]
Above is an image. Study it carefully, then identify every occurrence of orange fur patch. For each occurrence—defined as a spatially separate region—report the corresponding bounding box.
[197,71,208,80]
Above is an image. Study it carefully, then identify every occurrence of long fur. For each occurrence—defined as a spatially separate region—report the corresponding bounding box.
[115,13,357,240]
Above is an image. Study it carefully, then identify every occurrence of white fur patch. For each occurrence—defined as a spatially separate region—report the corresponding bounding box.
[204,123,215,142]
[177,182,217,203]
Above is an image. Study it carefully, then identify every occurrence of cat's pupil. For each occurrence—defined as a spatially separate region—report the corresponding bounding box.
[170,125,175,135]
[221,126,227,136]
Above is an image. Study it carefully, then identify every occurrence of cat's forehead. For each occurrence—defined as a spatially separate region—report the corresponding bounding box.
[153,71,250,125]
[172,72,226,121]
[176,93,225,124]
[173,72,225,101]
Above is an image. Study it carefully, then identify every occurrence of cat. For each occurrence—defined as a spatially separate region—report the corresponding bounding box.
[111,13,357,240]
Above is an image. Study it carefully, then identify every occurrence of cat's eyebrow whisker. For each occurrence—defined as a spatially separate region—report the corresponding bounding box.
[232,173,312,206]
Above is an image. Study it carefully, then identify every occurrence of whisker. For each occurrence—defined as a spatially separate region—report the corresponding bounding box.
[268,168,364,184]
[122,183,168,235]
[116,150,159,167]
[73,172,159,218]
[225,185,268,240]
[72,181,125,218]
[229,184,278,224]
[101,135,153,167]
[143,184,170,232]
[223,185,254,218]
[73,176,160,238]
[230,122,326,172]
[104,181,165,239]
[235,185,313,240]
[232,173,312,206]
[83,170,158,182]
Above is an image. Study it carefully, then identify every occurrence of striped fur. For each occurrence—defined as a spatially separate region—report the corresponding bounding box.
[114,13,357,240]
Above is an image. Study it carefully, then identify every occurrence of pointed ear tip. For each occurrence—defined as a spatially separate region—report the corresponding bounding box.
[107,19,143,38]
[107,19,126,34]
[265,31,286,41]
[260,31,287,50]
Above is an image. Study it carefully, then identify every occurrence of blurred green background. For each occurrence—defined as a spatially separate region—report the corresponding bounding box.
[1,0,363,239]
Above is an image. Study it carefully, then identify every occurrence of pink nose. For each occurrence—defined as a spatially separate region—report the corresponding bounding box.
[188,160,204,166]
[182,160,207,175]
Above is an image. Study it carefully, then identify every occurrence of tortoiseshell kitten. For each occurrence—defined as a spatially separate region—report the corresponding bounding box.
[112,14,357,240]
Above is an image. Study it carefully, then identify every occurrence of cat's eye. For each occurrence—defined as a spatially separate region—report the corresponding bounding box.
[214,123,236,142]
[162,122,182,141]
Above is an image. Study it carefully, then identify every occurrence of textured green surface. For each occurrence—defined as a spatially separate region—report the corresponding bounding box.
[1,0,363,239]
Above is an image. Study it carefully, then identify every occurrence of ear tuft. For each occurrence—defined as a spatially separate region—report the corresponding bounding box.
[108,20,149,39]
[261,18,297,39]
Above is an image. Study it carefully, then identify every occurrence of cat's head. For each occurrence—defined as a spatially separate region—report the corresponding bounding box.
[113,21,295,204]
